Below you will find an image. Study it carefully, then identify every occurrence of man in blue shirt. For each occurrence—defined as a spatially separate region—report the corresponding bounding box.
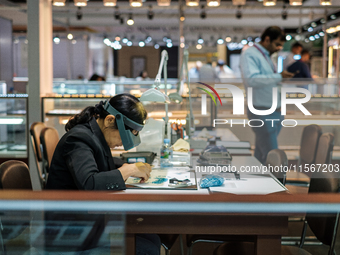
[287,50,312,80]
[240,26,294,164]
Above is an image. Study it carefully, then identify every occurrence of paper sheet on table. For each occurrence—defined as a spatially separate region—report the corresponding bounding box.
[209,176,286,194]
[126,167,196,189]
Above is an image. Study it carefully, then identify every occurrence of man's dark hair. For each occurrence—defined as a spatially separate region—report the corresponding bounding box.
[292,42,303,49]
[301,49,310,56]
[260,26,286,42]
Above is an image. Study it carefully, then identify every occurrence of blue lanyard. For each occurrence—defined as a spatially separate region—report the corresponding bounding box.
[253,44,276,73]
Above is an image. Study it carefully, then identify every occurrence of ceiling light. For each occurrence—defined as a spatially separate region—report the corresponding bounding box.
[72,39,77,44]
[248,42,254,46]
[53,0,65,6]
[236,6,242,19]
[255,37,261,42]
[319,31,325,36]
[127,14,134,25]
[167,42,173,48]
[314,34,320,39]
[115,36,121,41]
[157,0,171,6]
[197,36,204,44]
[103,0,117,6]
[241,39,247,45]
[74,0,87,7]
[139,41,145,47]
[127,41,133,46]
[53,35,60,44]
[154,43,160,49]
[67,33,73,40]
[76,7,83,20]
[217,38,224,44]
[147,5,154,20]
[196,44,202,50]
[225,37,232,42]
[180,42,185,48]
[289,0,302,5]
[263,0,276,6]
[320,0,331,5]
[180,11,185,21]
[186,0,199,7]
[207,0,220,7]
[286,35,292,41]
[330,14,336,20]
[232,0,246,5]
[130,0,143,7]
[200,5,206,19]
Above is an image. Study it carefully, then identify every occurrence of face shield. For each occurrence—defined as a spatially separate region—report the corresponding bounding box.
[103,100,144,151]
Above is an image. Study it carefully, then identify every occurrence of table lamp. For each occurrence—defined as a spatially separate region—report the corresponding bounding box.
[140,49,170,137]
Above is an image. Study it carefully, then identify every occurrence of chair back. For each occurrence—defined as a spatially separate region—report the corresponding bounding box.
[314,133,334,165]
[307,133,338,247]
[299,124,322,166]
[30,122,46,162]
[265,149,288,185]
[40,127,59,173]
[0,160,32,189]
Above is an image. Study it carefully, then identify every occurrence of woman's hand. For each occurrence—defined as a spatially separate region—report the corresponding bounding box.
[118,163,152,182]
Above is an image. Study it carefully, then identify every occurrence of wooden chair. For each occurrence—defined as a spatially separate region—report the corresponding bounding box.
[0,160,32,189]
[29,122,46,162]
[40,127,59,174]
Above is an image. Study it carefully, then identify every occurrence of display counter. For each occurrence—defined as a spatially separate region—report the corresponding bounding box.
[0,94,28,163]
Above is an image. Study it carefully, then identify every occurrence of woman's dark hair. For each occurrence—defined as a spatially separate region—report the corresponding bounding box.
[65,94,147,132]
[260,26,286,43]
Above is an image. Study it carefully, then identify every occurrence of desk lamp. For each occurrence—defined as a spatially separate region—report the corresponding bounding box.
[181,50,195,138]
[140,50,170,136]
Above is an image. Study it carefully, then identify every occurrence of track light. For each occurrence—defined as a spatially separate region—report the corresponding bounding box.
[157,0,171,6]
[236,6,242,19]
[207,0,220,7]
[127,14,134,25]
[281,5,287,20]
[147,5,154,20]
[200,5,206,19]
[74,0,87,7]
[76,7,83,20]
[53,0,65,6]
[320,0,331,5]
[103,0,117,6]
[114,6,120,20]
[53,35,60,44]
[130,0,143,7]
[186,0,199,7]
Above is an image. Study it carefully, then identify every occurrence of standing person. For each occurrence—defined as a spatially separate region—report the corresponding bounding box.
[46,94,161,255]
[240,26,294,164]
[199,62,219,83]
[283,42,303,71]
[287,49,312,80]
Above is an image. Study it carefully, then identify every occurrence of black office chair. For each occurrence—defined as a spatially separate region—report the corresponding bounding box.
[265,149,288,185]
[285,124,322,187]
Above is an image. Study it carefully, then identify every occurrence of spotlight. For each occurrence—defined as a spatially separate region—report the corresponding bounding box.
[180,11,185,21]
[67,33,73,40]
[114,6,120,20]
[127,14,134,25]
[236,6,242,19]
[76,7,83,20]
[281,5,287,20]
[154,43,160,49]
[197,36,204,44]
[147,5,154,20]
[139,41,145,47]
[286,34,292,41]
[225,37,232,42]
[217,38,224,44]
[53,35,60,44]
[200,5,206,19]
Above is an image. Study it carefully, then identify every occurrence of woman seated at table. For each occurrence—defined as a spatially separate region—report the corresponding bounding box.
[46,94,161,255]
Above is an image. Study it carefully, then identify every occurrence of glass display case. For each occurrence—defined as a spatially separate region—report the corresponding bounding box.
[0,94,28,162]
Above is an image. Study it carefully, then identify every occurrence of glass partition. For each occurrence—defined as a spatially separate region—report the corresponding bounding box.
[0,95,28,161]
